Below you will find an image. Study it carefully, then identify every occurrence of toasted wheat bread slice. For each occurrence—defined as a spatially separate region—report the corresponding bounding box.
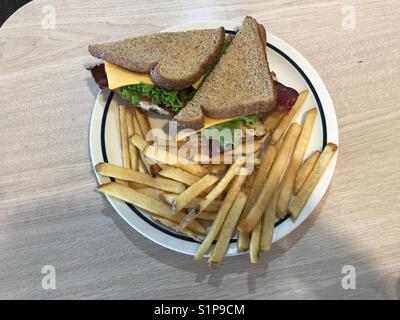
[88,28,225,90]
[174,17,276,130]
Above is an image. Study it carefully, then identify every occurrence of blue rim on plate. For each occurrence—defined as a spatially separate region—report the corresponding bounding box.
[99,29,328,244]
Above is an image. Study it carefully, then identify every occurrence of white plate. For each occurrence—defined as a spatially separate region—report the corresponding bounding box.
[89,21,339,256]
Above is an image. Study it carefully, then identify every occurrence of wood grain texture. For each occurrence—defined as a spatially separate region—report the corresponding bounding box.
[0,0,399,299]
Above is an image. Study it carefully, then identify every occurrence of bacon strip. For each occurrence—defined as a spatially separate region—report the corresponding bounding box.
[87,63,108,89]
[273,81,299,113]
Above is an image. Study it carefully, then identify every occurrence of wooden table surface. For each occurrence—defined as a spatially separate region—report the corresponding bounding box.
[1,0,399,300]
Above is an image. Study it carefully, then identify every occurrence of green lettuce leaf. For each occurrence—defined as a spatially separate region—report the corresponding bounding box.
[118,82,183,111]
[203,114,261,149]
[241,113,261,125]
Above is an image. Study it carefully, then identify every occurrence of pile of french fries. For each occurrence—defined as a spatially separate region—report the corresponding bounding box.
[96,91,337,267]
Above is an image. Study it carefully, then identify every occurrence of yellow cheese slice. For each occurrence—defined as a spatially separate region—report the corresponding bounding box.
[105,62,204,90]
[203,116,235,128]
[192,77,203,90]
[105,62,153,89]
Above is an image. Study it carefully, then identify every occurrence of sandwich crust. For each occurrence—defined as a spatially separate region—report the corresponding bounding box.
[174,16,277,129]
[88,28,225,91]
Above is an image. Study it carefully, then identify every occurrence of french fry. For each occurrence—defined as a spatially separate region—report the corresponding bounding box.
[242,145,278,219]
[259,187,280,252]
[196,211,217,221]
[158,167,200,185]
[133,108,152,140]
[119,105,131,169]
[126,108,139,170]
[249,222,261,263]
[196,157,246,214]
[134,187,164,200]
[208,164,228,175]
[238,144,278,252]
[273,135,284,150]
[237,231,251,252]
[130,134,148,152]
[95,162,186,193]
[152,217,205,242]
[174,163,208,177]
[208,192,247,267]
[271,90,309,144]
[263,111,284,133]
[97,182,205,235]
[173,174,219,213]
[238,123,302,233]
[128,181,147,189]
[294,151,321,194]
[160,193,222,212]
[277,108,317,218]
[131,113,153,175]
[194,174,247,260]
[237,172,256,252]
[288,143,338,219]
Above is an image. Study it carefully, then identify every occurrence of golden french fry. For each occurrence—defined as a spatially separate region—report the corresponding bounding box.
[133,108,152,140]
[132,108,142,137]
[294,151,321,194]
[96,162,186,193]
[140,153,154,175]
[271,90,309,144]
[242,145,278,219]
[134,187,164,199]
[273,135,284,150]
[238,123,302,233]
[160,193,222,212]
[289,143,338,219]
[194,174,247,260]
[158,167,200,185]
[97,182,205,235]
[277,108,317,218]
[237,232,250,252]
[130,113,154,175]
[126,108,139,170]
[196,157,246,214]
[249,221,261,263]
[196,211,217,221]
[208,192,247,267]
[263,111,284,133]
[174,163,208,177]
[173,174,219,213]
[119,105,131,169]
[238,144,278,252]
[237,172,256,252]
[208,164,228,175]
[259,187,280,252]
[128,181,147,189]
[130,134,148,152]
[152,217,205,242]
